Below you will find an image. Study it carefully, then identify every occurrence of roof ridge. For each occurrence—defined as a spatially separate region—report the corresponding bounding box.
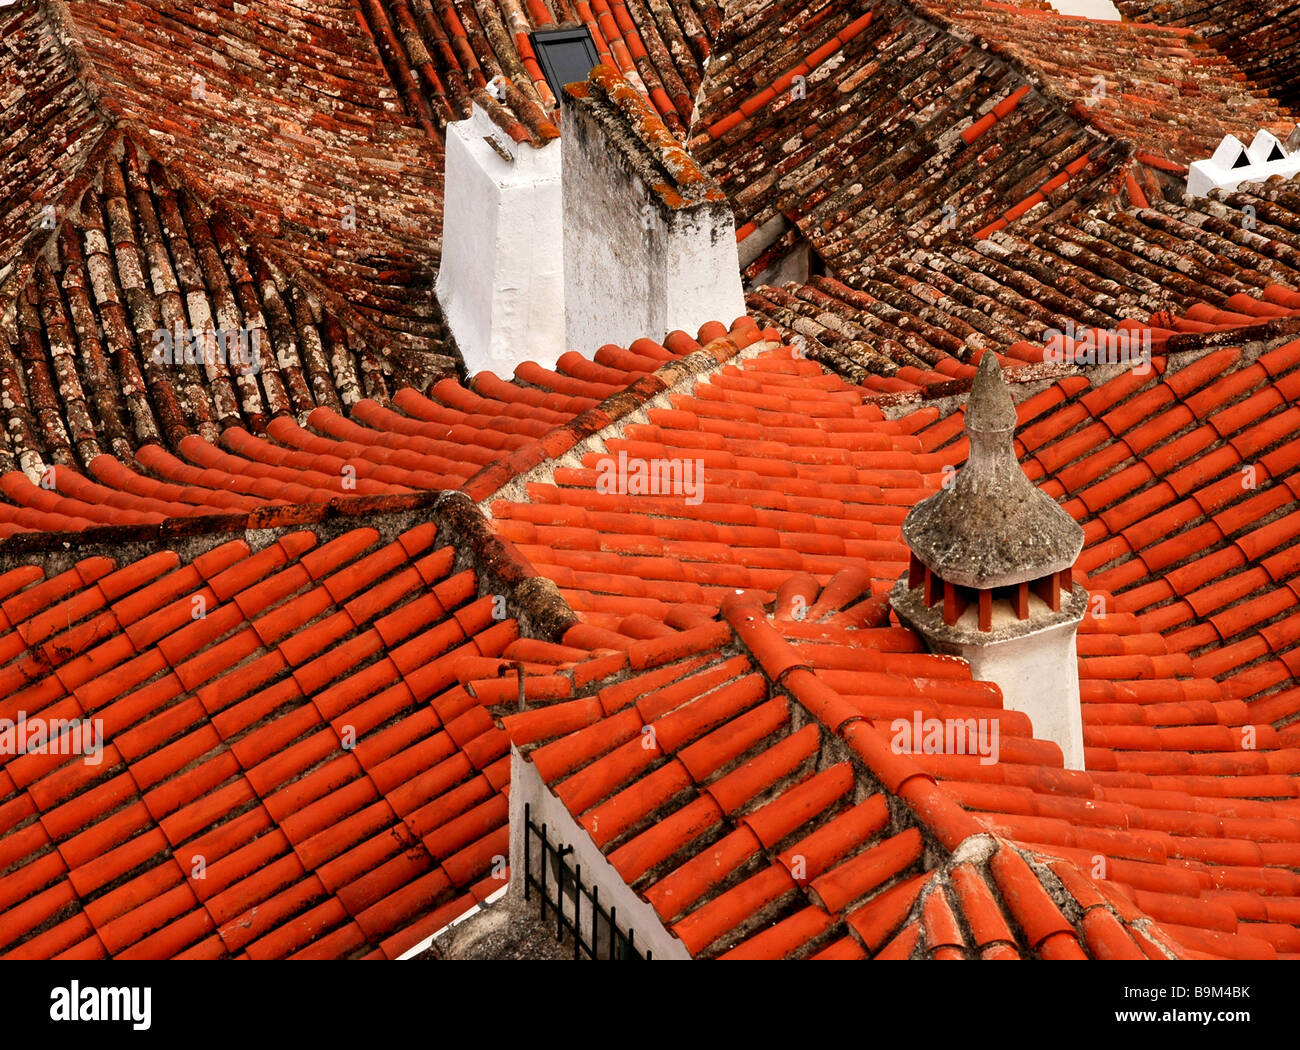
[499,568,1204,957]
[38,0,130,131]
[905,0,1298,160]
[0,323,770,562]
[0,491,440,564]
[0,3,121,323]
[0,486,578,641]
[723,590,988,847]
[0,126,122,329]
[893,0,1134,162]
[464,320,779,506]
[114,126,457,381]
[429,489,579,640]
[566,64,724,209]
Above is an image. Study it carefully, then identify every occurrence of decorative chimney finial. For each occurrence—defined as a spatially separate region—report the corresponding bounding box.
[966,349,1018,433]
[901,353,1083,597]
[891,354,1089,770]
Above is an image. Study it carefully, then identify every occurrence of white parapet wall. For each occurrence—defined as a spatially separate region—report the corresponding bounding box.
[435,105,565,378]
[1187,129,1300,198]
[507,747,692,960]
[561,71,746,357]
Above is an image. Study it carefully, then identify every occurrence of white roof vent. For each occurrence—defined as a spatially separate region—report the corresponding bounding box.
[1187,127,1300,197]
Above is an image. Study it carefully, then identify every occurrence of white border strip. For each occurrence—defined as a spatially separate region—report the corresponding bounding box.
[396,882,511,960]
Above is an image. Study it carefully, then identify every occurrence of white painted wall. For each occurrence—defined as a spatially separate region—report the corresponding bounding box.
[1046,0,1120,19]
[435,106,565,378]
[507,747,692,960]
[561,104,746,356]
[957,617,1086,771]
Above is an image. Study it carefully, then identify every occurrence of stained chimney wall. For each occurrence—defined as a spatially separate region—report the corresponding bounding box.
[561,78,745,356]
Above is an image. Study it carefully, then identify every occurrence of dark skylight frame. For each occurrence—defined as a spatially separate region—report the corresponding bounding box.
[529,27,601,102]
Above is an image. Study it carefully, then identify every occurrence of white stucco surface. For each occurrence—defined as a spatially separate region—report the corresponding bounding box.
[1188,130,1300,198]
[892,580,1090,772]
[561,103,746,356]
[1045,0,1120,18]
[958,621,1086,771]
[435,107,565,378]
[507,748,691,960]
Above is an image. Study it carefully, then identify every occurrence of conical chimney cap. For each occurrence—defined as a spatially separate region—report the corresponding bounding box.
[900,355,1083,589]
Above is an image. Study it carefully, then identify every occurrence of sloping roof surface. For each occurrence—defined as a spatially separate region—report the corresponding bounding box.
[1113,0,1300,111]
[1,216,766,533]
[510,566,1300,958]
[917,1,1296,168]
[0,511,525,959]
[0,4,113,294]
[748,175,1300,394]
[691,0,1127,280]
[359,0,718,141]
[5,310,1300,959]
[498,336,1300,959]
[4,0,447,365]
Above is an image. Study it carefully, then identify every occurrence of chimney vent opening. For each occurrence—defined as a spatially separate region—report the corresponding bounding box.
[1188,128,1300,196]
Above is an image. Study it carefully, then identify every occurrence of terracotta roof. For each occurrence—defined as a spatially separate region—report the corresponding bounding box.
[565,64,724,209]
[0,504,521,959]
[4,0,1300,963]
[358,0,718,142]
[489,339,937,628]
[938,336,1300,714]
[4,311,1300,958]
[482,333,1300,958]
[690,0,1128,282]
[690,0,1295,286]
[10,0,448,360]
[0,484,627,960]
[1114,0,1300,111]
[747,173,1300,395]
[5,138,412,468]
[508,582,1119,959]
[915,1,1296,170]
[0,4,113,296]
[10,0,1289,460]
[0,226,765,531]
[508,565,1300,958]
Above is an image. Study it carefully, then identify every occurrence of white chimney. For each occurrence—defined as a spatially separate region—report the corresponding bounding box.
[435,102,565,377]
[891,354,1089,770]
[560,66,746,356]
[1187,127,1300,198]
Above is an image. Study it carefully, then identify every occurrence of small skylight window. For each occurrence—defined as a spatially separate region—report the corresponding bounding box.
[529,27,600,103]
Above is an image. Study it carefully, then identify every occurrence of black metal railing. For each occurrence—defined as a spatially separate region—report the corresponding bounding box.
[523,803,651,960]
